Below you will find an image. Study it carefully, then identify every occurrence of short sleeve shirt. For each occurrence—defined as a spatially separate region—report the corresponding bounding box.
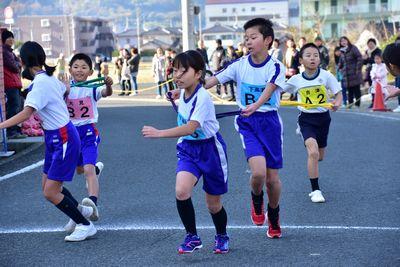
[283,68,342,113]
[177,84,220,143]
[216,55,286,112]
[24,72,70,130]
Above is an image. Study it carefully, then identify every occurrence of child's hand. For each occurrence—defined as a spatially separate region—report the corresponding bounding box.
[59,75,71,96]
[167,89,180,100]
[142,126,161,138]
[105,76,113,87]
[385,86,400,100]
[241,103,259,117]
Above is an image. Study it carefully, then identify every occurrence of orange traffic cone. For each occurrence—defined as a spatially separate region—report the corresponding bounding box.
[372,82,391,112]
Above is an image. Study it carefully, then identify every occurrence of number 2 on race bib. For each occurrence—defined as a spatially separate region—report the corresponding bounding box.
[66,97,94,119]
[299,85,328,107]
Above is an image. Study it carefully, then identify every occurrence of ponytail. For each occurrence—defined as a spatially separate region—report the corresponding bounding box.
[44,63,56,76]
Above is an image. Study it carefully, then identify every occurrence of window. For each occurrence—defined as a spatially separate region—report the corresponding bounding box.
[242,8,246,12]
[232,8,236,13]
[44,48,52,56]
[41,19,50,27]
[81,40,88,47]
[60,35,63,41]
[251,7,256,12]
[331,23,338,38]
[222,8,227,13]
[314,1,319,12]
[41,33,51,42]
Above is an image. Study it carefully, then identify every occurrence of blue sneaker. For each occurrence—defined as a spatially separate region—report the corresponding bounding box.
[213,234,229,254]
[178,234,203,254]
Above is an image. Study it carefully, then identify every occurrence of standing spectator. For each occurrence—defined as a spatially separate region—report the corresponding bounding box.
[334,46,347,106]
[269,38,283,61]
[236,42,244,58]
[164,48,175,91]
[221,45,238,101]
[284,38,300,79]
[152,47,168,99]
[196,40,209,68]
[119,49,132,96]
[362,38,381,88]
[115,49,124,91]
[128,47,140,95]
[56,53,66,80]
[339,36,363,108]
[369,52,388,107]
[298,37,307,49]
[314,37,330,70]
[2,29,26,139]
[210,39,225,96]
[94,55,102,78]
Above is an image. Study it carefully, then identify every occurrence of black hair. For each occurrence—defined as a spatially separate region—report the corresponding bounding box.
[216,39,222,46]
[367,38,377,45]
[383,43,400,67]
[20,41,55,80]
[273,38,280,45]
[69,53,93,69]
[299,43,320,59]
[244,18,274,49]
[131,47,138,54]
[172,50,205,84]
[339,36,352,48]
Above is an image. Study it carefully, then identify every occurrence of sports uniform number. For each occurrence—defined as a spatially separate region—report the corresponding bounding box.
[299,86,327,106]
[68,107,90,118]
[80,107,90,118]
[66,97,94,119]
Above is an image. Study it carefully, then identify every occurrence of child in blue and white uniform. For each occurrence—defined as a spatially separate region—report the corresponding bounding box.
[63,53,113,233]
[201,18,286,238]
[0,42,96,242]
[383,43,400,100]
[142,50,230,254]
[283,43,342,203]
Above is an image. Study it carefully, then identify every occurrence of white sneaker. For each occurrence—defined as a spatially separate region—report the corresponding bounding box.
[63,204,94,233]
[393,106,400,113]
[295,125,301,135]
[82,198,99,221]
[221,93,228,98]
[64,222,97,242]
[156,95,162,99]
[308,190,326,203]
[132,91,138,95]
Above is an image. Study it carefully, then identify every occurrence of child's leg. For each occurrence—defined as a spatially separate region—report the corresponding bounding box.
[157,82,162,96]
[206,193,227,235]
[76,166,84,175]
[84,164,99,202]
[318,147,326,161]
[248,156,267,195]
[42,174,90,225]
[305,138,320,180]
[265,168,281,209]
[176,171,197,235]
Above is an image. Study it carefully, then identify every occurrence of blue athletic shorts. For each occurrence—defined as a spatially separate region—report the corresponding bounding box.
[298,111,331,148]
[43,121,81,181]
[235,111,283,169]
[176,132,228,195]
[76,123,100,167]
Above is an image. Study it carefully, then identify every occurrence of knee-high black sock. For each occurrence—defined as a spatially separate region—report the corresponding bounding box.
[310,178,320,191]
[267,204,280,227]
[56,196,90,225]
[251,190,264,215]
[61,187,79,207]
[211,206,227,235]
[176,198,197,235]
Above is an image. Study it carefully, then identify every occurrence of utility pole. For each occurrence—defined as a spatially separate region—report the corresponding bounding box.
[181,0,195,51]
[136,6,141,53]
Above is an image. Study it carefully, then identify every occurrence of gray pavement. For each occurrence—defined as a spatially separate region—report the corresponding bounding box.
[0,102,399,266]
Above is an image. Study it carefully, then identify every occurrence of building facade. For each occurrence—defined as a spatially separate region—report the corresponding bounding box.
[300,0,400,39]
[205,0,289,29]
[15,15,114,59]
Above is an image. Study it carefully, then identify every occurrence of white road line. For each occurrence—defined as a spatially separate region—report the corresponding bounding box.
[337,110,400,121]
[0,160,44,182]
[0,224,399,234]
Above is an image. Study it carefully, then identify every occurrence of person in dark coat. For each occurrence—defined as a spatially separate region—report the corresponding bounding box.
[338,36,363,108]
[362,38,382,87]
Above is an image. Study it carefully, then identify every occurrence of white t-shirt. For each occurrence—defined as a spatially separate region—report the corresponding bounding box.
[216,54,286,112]
[24,72,70,130]
[177,85,219,143]
[67,82,103,126]
[283,68,342,113]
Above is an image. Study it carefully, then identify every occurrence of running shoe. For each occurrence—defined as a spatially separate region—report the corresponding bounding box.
[213,234,229,254]
[82,198,99,221]
[266,217,282,239]
[64,222,97,242]
[251,198,265,226]
[64,205,94,233]
[177,234,202,254]
[309,190,325,203]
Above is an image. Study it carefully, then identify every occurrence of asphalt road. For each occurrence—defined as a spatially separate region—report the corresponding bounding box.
[0,103,399,266]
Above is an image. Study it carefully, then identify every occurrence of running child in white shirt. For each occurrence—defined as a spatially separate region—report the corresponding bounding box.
[0,41,96,242]
[142,50,230,254]
[283,43,342,203]
[204,18,286,238]
[63,53,113,233]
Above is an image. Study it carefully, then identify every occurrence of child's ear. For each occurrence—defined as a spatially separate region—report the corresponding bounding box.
[89,69,94,76]
[264,36,272,47]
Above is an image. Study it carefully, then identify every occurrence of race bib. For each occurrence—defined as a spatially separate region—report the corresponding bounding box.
[298,85,328,107]
[66,97,94,119]
[240,82,277,107]
[177,113,206,140]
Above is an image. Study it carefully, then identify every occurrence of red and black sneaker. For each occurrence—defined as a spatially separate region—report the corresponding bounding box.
[266,217,282,239]
[251,200,265,226]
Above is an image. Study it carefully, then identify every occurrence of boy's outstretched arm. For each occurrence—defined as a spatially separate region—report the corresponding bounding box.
[331,91,343,111]
[204,76,219,89]
[142,120,200,138]
[241,83,277,117]
[0,106,35,129]
[102,76,113,97]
